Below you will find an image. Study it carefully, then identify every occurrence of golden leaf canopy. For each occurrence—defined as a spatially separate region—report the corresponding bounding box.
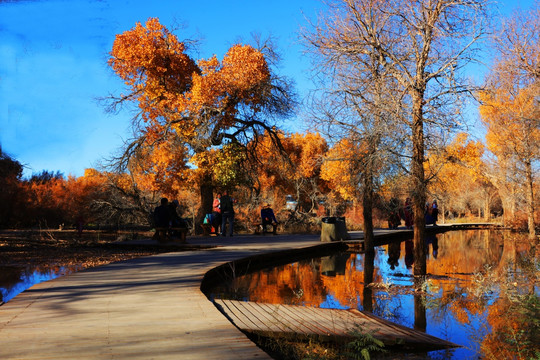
[109,18,272,146]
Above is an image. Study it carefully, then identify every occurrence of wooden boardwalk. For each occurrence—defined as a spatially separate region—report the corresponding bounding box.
[214,299,458,349]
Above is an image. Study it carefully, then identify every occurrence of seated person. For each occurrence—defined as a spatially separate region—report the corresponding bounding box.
[154,198,170,228]
[168,200,188,242]
[153,198,171,242]
[261,203,278,234]
[169,200,187,228]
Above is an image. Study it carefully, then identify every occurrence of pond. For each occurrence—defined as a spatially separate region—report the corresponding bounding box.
[0,264,82,303]
[209,230,539,359]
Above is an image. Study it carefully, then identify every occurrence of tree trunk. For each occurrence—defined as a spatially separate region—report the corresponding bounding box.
[411,93,427,277]
[362,158,375,252]
[414,279,427,331]
[484,194,491,222]
[525,160,536,239]
[362,251,375,312]
[195,173,214,235]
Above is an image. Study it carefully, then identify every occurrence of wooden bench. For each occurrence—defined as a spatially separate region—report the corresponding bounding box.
[252,223,264,235]
[153,227,188,243]
[253,222,277,235]
[200,223,216,236]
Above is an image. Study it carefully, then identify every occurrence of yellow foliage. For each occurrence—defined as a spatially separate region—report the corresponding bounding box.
[479,81,540,162]
[427,133,487,201]
[321,138,365,201]
[247,131,328,202]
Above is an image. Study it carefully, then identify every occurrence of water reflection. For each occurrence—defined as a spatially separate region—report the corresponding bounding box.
[363,251,374,313]
[210,230,539,359]
[0,265,82,303]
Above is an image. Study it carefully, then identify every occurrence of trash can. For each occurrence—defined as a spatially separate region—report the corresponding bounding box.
[321,216,350,242]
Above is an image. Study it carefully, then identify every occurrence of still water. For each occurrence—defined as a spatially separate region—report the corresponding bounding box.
[210,230,539,359]
[0,265,82,303]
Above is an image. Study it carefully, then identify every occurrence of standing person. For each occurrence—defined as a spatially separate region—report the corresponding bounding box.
[212,193,222,234]
[388,197,401,229]
[402,198,413,229]
[220,190,235,237]
[431,200,439,226]
[425,202,434,225]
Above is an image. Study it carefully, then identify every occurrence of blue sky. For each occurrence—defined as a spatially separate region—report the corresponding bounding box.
[0,0,534,178]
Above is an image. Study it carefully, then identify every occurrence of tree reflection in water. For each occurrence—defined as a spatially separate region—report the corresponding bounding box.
[210,230,539,359]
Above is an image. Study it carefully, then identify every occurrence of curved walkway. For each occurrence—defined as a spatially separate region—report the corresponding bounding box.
[0,225,481,359]
[0,232,348,359]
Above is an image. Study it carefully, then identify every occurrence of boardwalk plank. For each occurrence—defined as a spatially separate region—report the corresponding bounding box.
[300,306,354,336]
[351,309,455,346]
[215,300,459,349]
[218,299,266,333]
[243,301,293,333]
[263,303,350,337]
[280,305,350,337]
[264,303,333,336]
[257,303,312,336]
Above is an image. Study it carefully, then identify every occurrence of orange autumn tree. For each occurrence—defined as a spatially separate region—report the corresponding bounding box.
[280,132,329,212]
[321,138,366,210]
[427,133,497,221]
[479,80,539,236]
[290,132,329,210]
[107,18,295,229]
[23,171,66,227]
[129,137,190,200]
[247,131,328,212]
[61,170,110,227]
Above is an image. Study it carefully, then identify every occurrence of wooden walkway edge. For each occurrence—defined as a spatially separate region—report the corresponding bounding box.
[214,299,459,350]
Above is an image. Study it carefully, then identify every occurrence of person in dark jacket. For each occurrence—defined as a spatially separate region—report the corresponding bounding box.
[154,198,170,228]
[153,198,171,242]
[220,190,235,237]
[261,203,278,234]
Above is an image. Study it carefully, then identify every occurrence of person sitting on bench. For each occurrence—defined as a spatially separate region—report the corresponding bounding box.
[168,199,187,241]
[261,203,278,234]
[153,198,171,242]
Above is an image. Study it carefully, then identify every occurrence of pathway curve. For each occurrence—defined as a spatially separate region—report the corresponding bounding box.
[0,233,356,359]
[1,225,477,359]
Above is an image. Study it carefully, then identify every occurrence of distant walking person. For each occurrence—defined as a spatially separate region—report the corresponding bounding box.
[220,190,235,237]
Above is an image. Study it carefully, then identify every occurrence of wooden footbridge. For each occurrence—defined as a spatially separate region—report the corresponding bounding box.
[214,299,459,350]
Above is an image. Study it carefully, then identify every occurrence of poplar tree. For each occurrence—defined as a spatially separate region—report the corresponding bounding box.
[304,0,490,274]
